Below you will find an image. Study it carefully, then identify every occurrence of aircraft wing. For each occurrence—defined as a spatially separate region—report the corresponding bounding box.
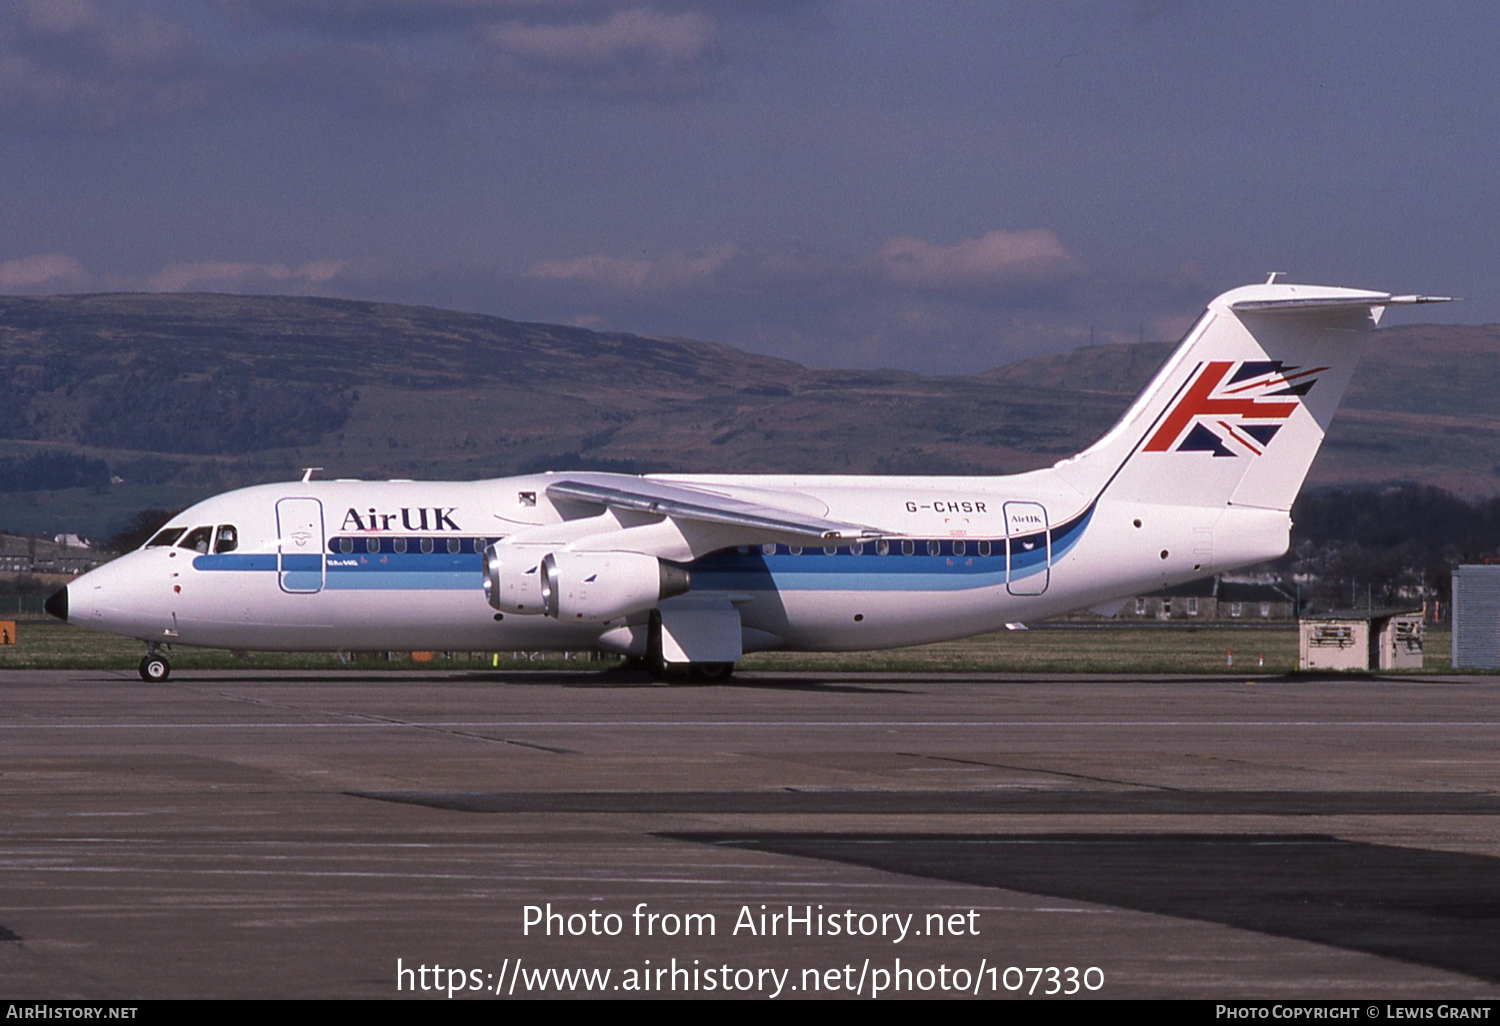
[544,473,881,541]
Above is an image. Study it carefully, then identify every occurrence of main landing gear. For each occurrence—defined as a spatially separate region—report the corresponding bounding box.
[634,656,735,683]
[681,661,734,682]
[138,645,171,682]
[643,610,735,683]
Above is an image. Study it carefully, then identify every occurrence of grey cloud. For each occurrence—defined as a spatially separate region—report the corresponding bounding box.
[222,0,818,34]
[526,230,1084,303]
[144,258,353,292]
[476,6,720,95]
[0,0,824,130]
[0,253,89,291]
[0,253,357,297]
[0,1,208,130]
[222,0,622,34]
[10,0,101,38]
[877,229,1084,307]
[508,231,1200,372]
[484,8,716,69]
[0,239,1207,374]
[220,0,824,99]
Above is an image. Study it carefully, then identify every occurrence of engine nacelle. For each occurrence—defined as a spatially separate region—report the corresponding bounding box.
[483,543,552,614]
[540,550,691,621]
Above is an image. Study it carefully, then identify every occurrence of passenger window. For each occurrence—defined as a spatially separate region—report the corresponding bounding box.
[824,545,837,555]
[447,538,460,553]
[365,537,380,553]
[393,538,407,554]
[789,545,803,556]
[420,538,434,554]
[978,540,991,557]
[876,540,889,556]
[953,540,966,556]
[927,540,940,556]
[213,525,238,553]
[762,543,776,555]
[339,538,354,554]
[146,527,186,548]
[179,527,213,553]
[851,542,865,555]
[901,540,915,556]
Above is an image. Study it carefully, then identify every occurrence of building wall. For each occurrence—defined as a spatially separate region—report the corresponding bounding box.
[1299,620,1371,671]
[1452,566,1500,668]
[1379,616,1424,670]
[1117,594,1295,621]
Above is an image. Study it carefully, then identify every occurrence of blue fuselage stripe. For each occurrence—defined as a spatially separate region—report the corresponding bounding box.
[188,505,1093,593]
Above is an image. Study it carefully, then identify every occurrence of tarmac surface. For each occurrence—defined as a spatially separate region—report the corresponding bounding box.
[1,667,1499,999]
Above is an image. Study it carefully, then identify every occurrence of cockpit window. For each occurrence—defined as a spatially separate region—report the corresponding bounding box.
[179,526,213,553]
[213,525,238,553]
[146,527,187,548]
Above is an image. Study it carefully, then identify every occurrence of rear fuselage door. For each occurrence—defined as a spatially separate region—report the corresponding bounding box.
[1005,501,1049,596]
[277,497,325,594]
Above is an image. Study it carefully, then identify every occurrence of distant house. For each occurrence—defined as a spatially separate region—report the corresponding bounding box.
[1118,576,1297,621]
[0,532,106,577]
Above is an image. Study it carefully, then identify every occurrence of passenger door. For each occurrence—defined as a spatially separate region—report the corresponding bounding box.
[277,498,325,594]
[1004,501,1049,596]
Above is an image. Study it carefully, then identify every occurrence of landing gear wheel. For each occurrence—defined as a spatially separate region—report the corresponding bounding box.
[645,609,669,681]
[138,654,171,682]
[686,662,735,682]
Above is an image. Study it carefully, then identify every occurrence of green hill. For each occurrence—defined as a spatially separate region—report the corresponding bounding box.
[1,293,1496,537]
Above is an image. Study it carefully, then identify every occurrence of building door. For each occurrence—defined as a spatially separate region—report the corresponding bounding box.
[1005,501,1049,596]
[277,497,325,594]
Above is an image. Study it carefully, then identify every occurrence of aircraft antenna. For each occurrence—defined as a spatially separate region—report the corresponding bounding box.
[301,467,323,482]
[1265,271,1287,284]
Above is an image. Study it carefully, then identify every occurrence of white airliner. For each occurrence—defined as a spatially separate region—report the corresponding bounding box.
[45,281,1448,682]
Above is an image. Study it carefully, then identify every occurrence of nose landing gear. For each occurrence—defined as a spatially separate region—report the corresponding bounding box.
[138,645,171,682]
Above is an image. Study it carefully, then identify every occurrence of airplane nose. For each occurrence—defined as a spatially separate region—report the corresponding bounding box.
[44,586,68,622]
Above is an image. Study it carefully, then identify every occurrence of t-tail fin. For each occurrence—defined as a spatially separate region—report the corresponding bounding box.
[1053,283,1452,513]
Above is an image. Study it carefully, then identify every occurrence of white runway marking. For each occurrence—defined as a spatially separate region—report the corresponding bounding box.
[1,720,1499,729]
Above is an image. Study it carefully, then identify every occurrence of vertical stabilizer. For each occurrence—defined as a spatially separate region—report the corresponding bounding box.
[1052,284,1450,513]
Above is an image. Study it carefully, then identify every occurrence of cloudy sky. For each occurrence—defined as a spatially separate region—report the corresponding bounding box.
[0,0,1494,372]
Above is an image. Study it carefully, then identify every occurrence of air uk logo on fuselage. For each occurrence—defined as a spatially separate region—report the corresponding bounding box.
[341,507,460,531]
[1143,359,1326,458]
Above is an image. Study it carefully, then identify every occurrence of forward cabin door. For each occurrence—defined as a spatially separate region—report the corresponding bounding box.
[1004,501,1050,596]
[277,497,325,594]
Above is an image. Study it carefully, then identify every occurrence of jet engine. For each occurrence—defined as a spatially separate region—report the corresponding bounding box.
[540,550,690,621]
[483,543,552,615]
[485,545,690,619]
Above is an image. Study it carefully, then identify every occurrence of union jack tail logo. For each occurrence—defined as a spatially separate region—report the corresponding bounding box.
[1143,360,1327,458]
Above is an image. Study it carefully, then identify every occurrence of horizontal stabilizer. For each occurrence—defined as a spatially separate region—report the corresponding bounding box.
[1232,293,1455,314]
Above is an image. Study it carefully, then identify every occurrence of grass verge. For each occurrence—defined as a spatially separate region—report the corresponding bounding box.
[0,621,1457,675]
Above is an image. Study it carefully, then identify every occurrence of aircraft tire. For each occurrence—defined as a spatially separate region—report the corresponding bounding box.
[645,609,669,681]
[685,662,735,683]
[138,655,171,683]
